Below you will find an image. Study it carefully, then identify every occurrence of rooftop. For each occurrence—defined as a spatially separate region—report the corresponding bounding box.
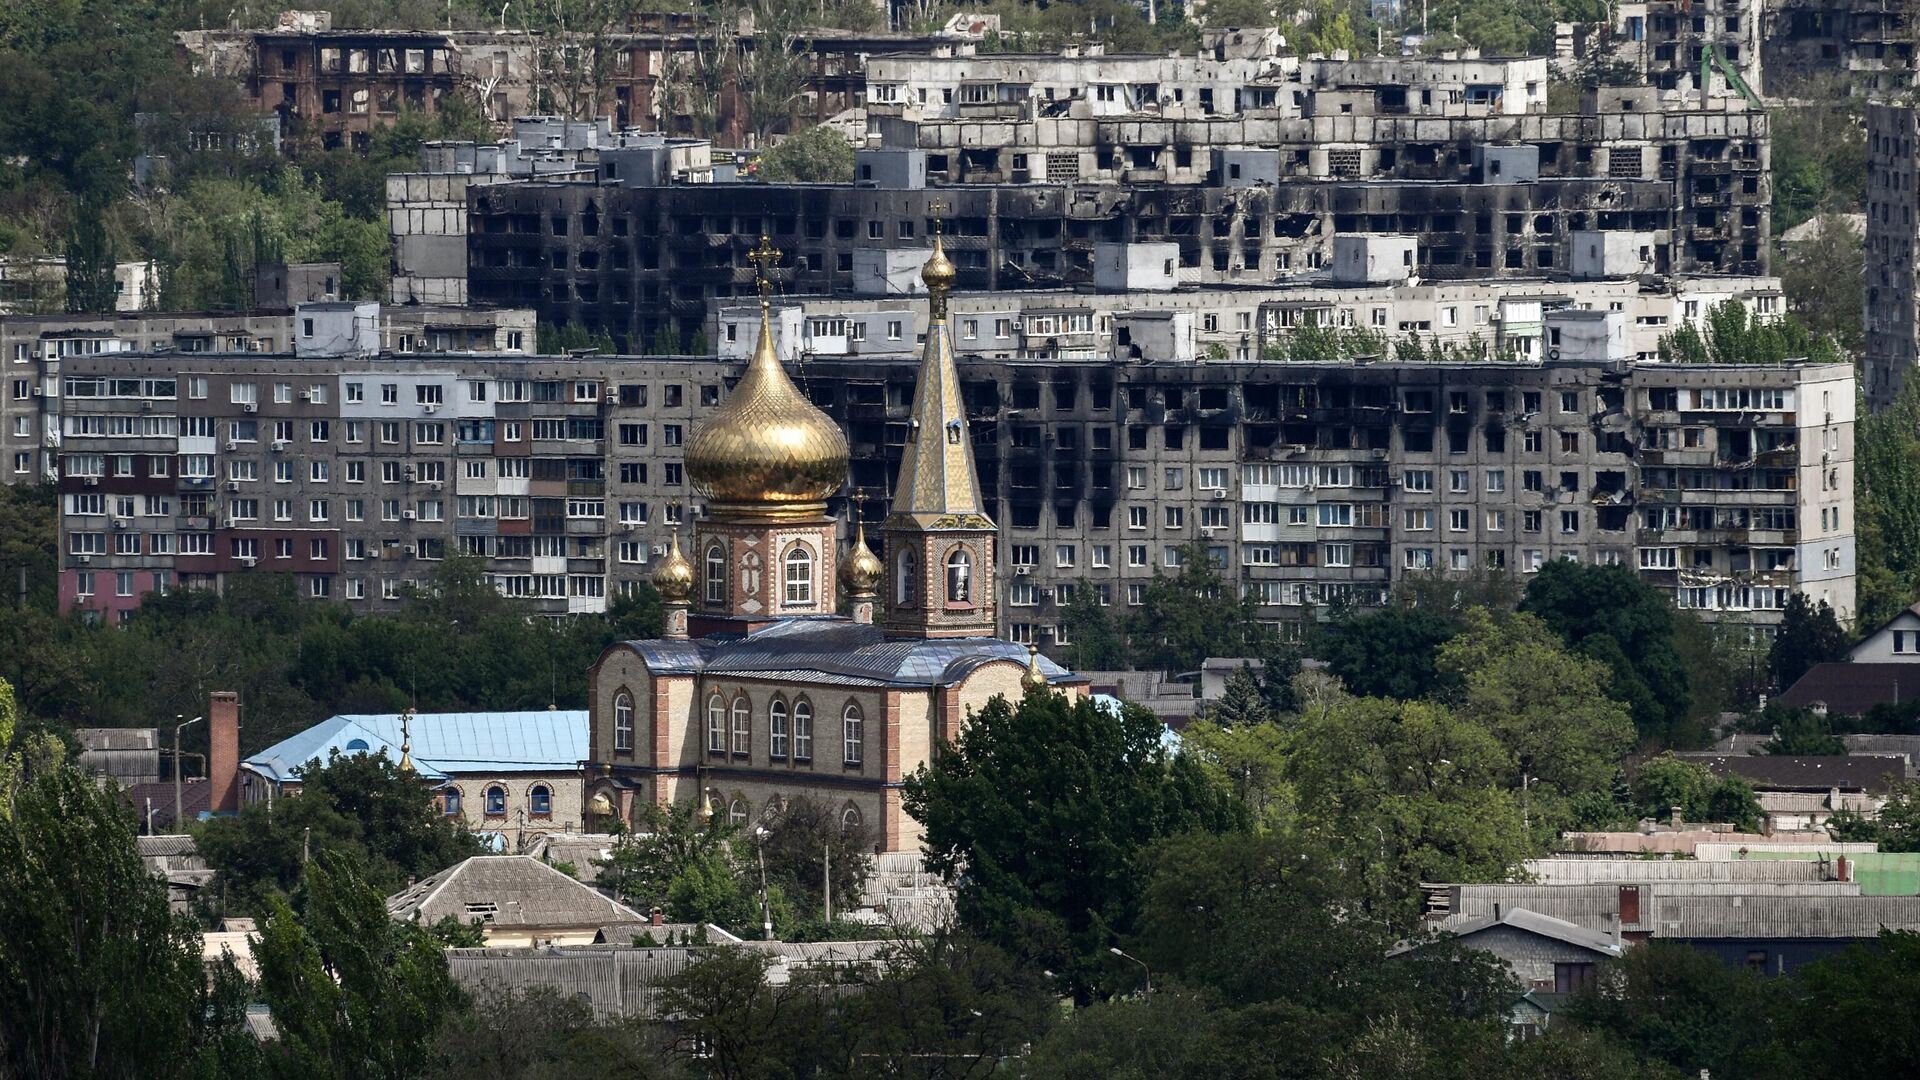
[243,710,588,784]
[1777,663,1920,716]
[619,618,1079,689]
[387,855,647,931]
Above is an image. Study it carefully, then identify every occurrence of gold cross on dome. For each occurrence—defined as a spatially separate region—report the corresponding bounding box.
[850,489,869,519]
[928,200,949,236]
[747,234,782,299]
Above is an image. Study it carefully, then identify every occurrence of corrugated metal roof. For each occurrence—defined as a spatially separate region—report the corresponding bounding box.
[244,710,588,782]
[623,619,1076,688]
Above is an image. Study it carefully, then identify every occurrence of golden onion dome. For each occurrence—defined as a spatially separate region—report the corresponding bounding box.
[685,304,848,517]
[1020,643,1051,694]
[922,233,958,297]
[650,529,696,603]
[839,520,884,597]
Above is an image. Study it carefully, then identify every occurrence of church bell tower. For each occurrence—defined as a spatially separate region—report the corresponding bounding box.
[881,234,997,639]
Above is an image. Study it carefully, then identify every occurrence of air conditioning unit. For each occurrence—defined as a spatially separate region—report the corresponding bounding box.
[242,402,258,413]
[140,400,153,412]
[225,440,239,451]
[111,518,128,530]
[423,403,440,414]
[650,544,667,556]
[297,390,311,401]
[1210,489,1228,500]
[82,476,99,487]
[226,480,240,492]
[76,554,92,564]
[29,387,42,397]
[239,556,256,567]
[621,522,635,533]
[404,545,417,556]
[271,439,288,452]
[402,509,417,520]
[1015,566,1032,576]
[604,391,620,405]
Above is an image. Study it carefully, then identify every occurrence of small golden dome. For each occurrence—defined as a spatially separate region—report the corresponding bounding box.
[651,530,695,603]
[1021,643,1050,694]
[922,233,958,296]
[685,304,848,517]
[839,520,884,597]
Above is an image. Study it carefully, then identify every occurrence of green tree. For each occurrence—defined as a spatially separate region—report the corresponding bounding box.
[903,690,1245,997]
[1564,942,1790,1078]
[255,851,467,1079]
[837,931,1058,1075]
[0,768,219,1079]
[1781,931,1920,1078]
[1856,381,1920,628]
[1320,603,1457,700]
[1656,299,1843,366]
[755,123,855,182]
[1122,541,1268,674]
[655,946,836,1079]
[63,200,117,313]
[596,797,750,925]
[1759,708,1848,756]
[1436,608,1635,811]
[1059,577,1129,669]
[1196,664,1272,728]
[1629,755,1762,831]
[197,749,484,916]
[754,793,872,932]
[1781,213,1865,355]
[1288,696,1532,923]
[1177,715,1294,830]
[1829,781,1920,850]
[430,986,678,1079]
[1770,592,1852,690]
[1521,560,1697,747]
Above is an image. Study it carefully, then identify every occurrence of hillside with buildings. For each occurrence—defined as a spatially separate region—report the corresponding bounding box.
[5,1,1920,1077]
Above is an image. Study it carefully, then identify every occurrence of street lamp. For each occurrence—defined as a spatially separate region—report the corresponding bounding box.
[1109,946,1150,995]
[173,715,202,832]
[752,824,774,941]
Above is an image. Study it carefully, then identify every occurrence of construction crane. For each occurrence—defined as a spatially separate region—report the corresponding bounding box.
[1699,43,1762,109]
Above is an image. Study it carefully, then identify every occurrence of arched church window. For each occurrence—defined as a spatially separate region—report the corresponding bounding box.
[946,548,972,604]
[784,545,813,604]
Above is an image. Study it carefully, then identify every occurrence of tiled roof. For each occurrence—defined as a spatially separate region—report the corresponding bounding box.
[620,618,1078,689]
[387,855,647,931]
[1778,663,1920,716]
[1678,753,1909,794]
[244,710,588,783]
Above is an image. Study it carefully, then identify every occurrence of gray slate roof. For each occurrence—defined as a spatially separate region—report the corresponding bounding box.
[386,855,648,931]
[1446,907,1625,957]
[621,618,1078,689]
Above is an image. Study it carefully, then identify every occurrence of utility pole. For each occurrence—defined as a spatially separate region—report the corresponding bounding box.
[755,829,774,940]
[173,715,202,832]
[824,841,832,924]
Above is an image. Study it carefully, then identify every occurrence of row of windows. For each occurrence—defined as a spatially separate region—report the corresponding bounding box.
[440,782,554,818]
[609,689,865,765]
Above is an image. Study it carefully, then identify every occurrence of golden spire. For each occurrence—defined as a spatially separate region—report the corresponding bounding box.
[1020,644,1050,694]
[684,235,849,519]
[923,201,957,321]
[838,492,884,597]
[887,237,987,529]
[651,526,695,603]
[399,708,416,773]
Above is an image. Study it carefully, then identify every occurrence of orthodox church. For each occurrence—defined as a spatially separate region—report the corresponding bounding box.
[583,237,1082,852]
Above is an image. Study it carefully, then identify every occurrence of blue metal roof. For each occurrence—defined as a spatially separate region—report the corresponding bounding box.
[621,619,1076,688]
[244,710,589,783]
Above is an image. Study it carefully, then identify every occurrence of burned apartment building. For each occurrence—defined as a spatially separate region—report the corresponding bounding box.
[2,298,532,487]
[1605,0,1766,96]
[52,307,1854,636]
[177,9,951,148]
[710,236,1782,366]
[1865,102,1920,410]
[1765,0,1915,94]
[464,161,1764,351]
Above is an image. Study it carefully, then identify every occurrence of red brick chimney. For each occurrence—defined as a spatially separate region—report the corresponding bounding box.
[208,692,240,813]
